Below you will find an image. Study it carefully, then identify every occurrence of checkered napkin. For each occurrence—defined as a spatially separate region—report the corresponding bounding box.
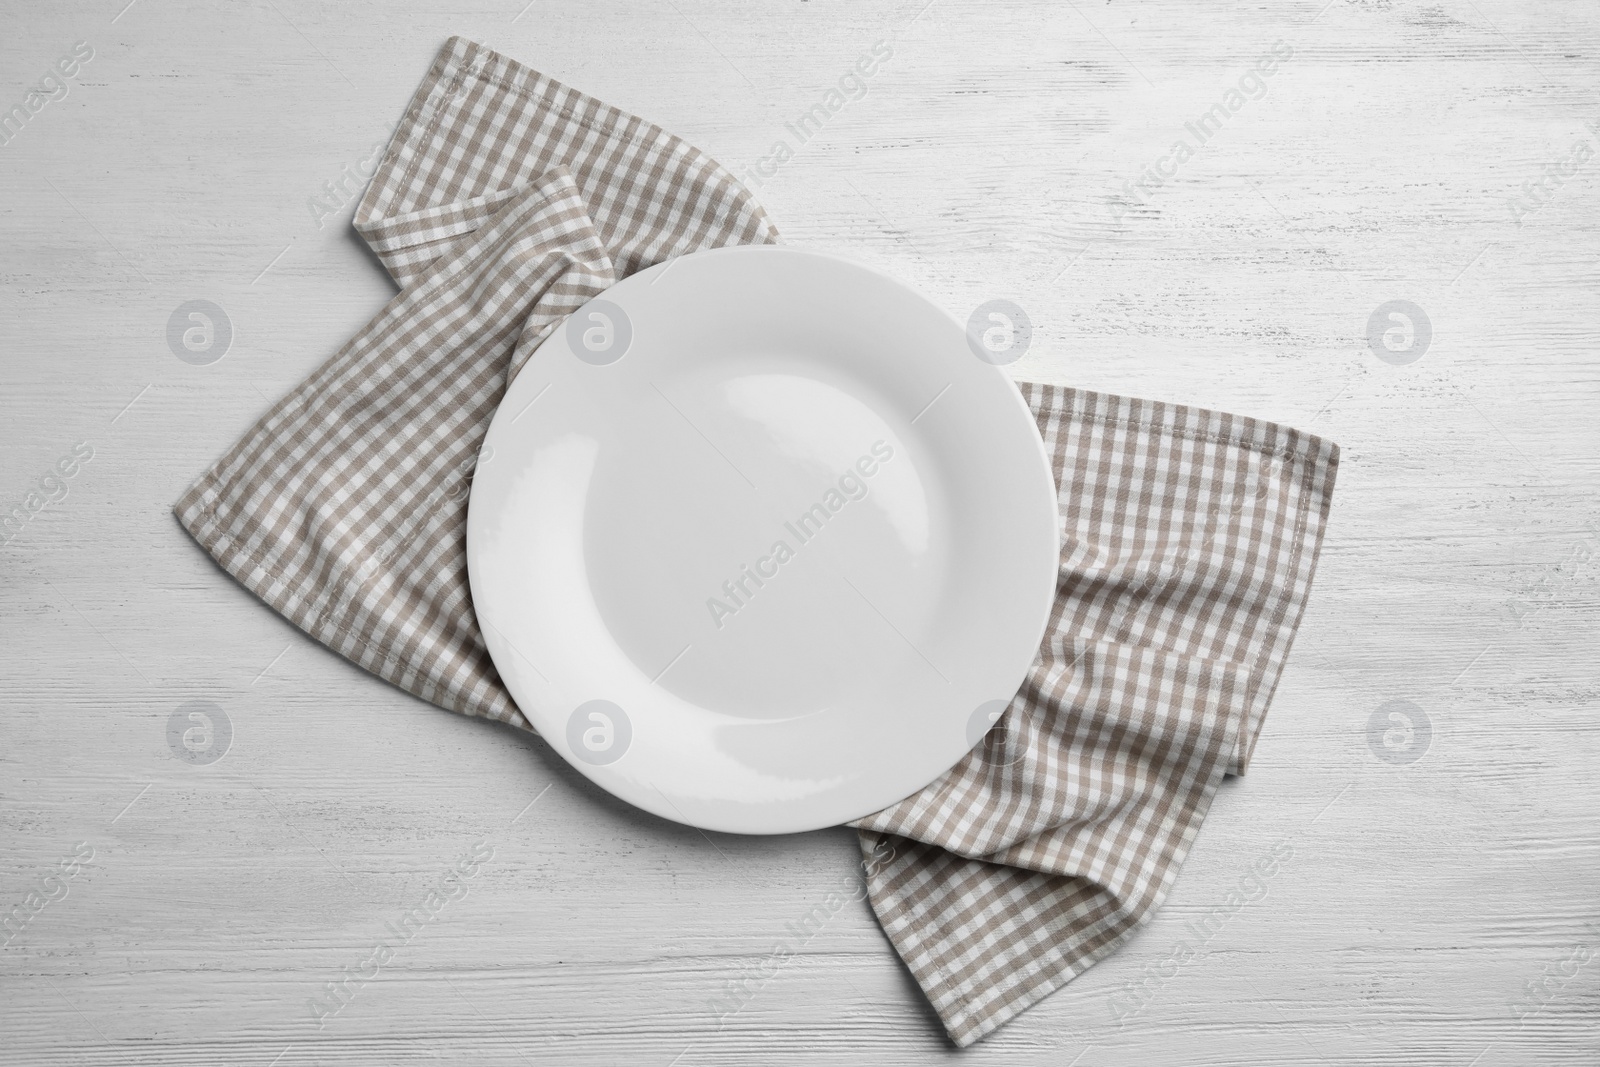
[175,36,1338,1047]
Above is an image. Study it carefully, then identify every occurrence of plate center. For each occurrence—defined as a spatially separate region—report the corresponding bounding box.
[582,362,947,721]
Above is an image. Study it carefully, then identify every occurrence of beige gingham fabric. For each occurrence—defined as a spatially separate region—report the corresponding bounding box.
[176,37,777,730]
[854,385,1337,1043]
[174,37,1338,1048]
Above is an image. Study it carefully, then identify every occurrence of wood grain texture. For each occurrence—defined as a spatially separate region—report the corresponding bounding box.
[2,0,1597,1063]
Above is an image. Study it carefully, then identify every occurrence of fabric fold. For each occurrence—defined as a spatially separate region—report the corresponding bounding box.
[174,35,1339,1049]
[353,35,779,288]
[854,384,1337,1045]
[177,168,618,725]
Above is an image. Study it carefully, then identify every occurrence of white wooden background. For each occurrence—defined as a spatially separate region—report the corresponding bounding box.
[3,0,1597,1063]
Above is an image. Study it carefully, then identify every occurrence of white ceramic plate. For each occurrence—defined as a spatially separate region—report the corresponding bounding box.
[467,246,1058,834]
